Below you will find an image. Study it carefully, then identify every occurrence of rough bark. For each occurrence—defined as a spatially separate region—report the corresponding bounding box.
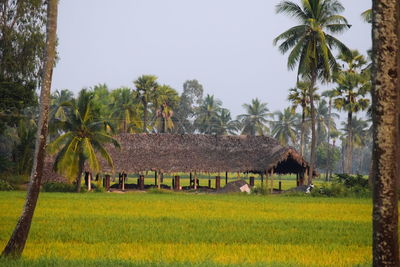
[371,0,400,266]
[1,0,58,258]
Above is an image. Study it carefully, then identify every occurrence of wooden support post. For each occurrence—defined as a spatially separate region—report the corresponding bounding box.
[305,167,309,186]
[270,169,274,193]
[189,172,193,188]
[84,172,89,187]
[122,172,125,191]
[194,172,198,190]
[157,171,161,189]
[154,171,158,186]
[139,175,145,190]
[225,172,228,185]
[105,175,111,191]
[174,176,180,190]
[215,176,221,190]
[160,173,164,183]
[172,177,175,190]
[261,173,264,185]
[88,173,92,191]
[208,179,211,189]
[296,173,299,186]
[279,181,282,191]
[249,176,255,187]
[118,173,122,189]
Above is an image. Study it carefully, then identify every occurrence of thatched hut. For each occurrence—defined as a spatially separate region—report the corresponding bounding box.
[43,134,314,189]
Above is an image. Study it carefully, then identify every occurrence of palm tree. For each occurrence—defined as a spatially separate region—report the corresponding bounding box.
[109,87,142,133]
[153,85,180,133]
[341,116,369,174]
[47,90,120,193]
[134,75,159,133]
[315,99,339,145]
[2,0,58,258]
[237,98,270,136]
[332,50,370,174]
[271,108,298,146]
[216,108,239,135]
[274,0,351,183]
[288,81,319,155]
[321,89,338,180]
[194,94,222,134]
[49,89,74,140]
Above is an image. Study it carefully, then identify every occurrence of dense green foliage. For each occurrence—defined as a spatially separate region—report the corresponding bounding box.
[0,180,14,191]
[41,182,76,192]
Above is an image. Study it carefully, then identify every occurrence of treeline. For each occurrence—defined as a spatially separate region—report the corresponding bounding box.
[0,0,373,179]
[0,71,372,179]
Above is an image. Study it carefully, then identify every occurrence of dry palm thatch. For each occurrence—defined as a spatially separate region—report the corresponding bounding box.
[44,134,312,179]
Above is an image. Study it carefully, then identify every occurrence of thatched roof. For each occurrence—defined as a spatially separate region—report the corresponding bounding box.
[97,134,310,174]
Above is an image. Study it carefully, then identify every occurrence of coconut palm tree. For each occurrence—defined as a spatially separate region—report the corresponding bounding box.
[274,0,351,182]
[321,89,338,180]
[237,98,270,136]
[341,116,369,174]
[315,99,339,145]
[49,89,74,140]
[153,85,180,133]
[47,90,120,193]
[134,75,159,133]
[194,94,222,134]
[2,0,58,257]
[271,108,298,146]
[216,108,239,135]
[109,87,142,133]
[332,50,370,174]
[288,81,319,155]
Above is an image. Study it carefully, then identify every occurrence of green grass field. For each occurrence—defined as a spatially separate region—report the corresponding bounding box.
[0,191,375,266]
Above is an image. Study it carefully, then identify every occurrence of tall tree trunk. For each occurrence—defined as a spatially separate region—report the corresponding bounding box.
[300,108,305,156]
[1,0,58,258]
[308,71,317,185]
[345,110,353,174]
[371,1,400,266]
[329,139,336,180]
[325,98,332,181]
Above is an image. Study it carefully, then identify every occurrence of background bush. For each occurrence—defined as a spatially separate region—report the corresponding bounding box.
[0,179,14,191]
[42,182,76,192]
[311,174,371,198]
[251,184,269,195]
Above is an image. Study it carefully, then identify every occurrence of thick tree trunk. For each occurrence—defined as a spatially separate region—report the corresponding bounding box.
[371,1,400,266]
[308,71,317,185]
[345,111,353,174]
[1,0,58,258]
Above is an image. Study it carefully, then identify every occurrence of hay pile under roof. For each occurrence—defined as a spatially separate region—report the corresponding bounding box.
[96,134,310,174]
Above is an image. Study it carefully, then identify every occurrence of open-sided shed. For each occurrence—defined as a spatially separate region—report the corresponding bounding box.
[44,134,314,190]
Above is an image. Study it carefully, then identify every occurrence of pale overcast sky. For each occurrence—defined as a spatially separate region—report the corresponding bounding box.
[53,0,372,117]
